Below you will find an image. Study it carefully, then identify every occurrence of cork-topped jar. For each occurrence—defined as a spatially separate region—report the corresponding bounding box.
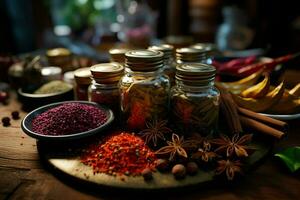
[89,63,124,115]
[74,67,91,101]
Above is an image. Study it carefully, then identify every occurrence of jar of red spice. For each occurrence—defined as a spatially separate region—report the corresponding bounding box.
[89,63,124,116]
[148,44,176,85]
[109,48,129,65]
[171,63,220,136]
[74,67,91,101]
[119,50,170,131]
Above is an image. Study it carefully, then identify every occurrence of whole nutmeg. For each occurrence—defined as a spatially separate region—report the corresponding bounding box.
[186,162,198,175]
[172,164,186,179]
[155,159,170,172]
[142,168,153,181]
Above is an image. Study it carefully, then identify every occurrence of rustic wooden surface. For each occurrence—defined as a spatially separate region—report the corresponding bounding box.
[1,84,300,200]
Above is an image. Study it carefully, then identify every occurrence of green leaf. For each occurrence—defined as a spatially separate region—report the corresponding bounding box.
[275,147,300,172]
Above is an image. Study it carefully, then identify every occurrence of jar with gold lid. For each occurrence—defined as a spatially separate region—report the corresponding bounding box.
[176,47,212,64]
[171,63,220,136]
[190,43,219,65]
[148,44,176,85]
[46,48,74,72]
[74,67,91,101]
[109,48,129,65]
[119,49,170,131]
[89,63,124,115]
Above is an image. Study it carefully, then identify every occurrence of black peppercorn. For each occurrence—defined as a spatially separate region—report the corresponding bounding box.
[1,117,10,127]
[172,164,186,179]
[186,162,198,175]
[142,168,153,181]
[11,111,20,120]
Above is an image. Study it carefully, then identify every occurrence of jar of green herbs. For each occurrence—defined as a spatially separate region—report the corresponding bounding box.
[119,50,170,131]
[171,63,220,136]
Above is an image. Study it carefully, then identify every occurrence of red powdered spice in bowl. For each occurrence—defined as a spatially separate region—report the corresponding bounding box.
[21,101,114,140]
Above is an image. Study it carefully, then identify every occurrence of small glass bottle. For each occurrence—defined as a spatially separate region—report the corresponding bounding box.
[176,47,212,64]
[119,49,170,131]
[190,43,219,65]
[74,67,91,101]
[148,44,176,85]
[89,63,124,116]
[109,48,129,65]
[171,63,220,136]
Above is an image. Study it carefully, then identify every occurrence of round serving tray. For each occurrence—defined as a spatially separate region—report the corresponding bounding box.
[37,135,272,191]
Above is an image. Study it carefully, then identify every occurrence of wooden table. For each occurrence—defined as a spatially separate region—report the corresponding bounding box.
[1,95,300,200]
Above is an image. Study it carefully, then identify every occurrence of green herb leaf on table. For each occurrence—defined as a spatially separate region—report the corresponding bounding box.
[275,147,300,173]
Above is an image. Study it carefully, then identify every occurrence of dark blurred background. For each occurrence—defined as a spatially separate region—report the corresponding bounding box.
[0,0,300,56]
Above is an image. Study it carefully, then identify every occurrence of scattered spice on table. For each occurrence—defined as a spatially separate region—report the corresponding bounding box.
[81,132,157,176]
[11,111,20,120]
[32,103,107,135]
[34,80,72,94]
[1,117,11,127]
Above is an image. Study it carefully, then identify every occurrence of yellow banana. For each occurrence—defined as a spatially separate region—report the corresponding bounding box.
[216,69,263,94]
[289,83,300,97]
[240,74,270,98]
[231,81,285,112]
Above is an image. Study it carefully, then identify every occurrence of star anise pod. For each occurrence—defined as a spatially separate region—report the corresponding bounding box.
[192,148,217,162]
[155,133,192,161]
[139,119,172,146]
[211,133,253,157]
[215,159,242,180]
[187,133,212,151]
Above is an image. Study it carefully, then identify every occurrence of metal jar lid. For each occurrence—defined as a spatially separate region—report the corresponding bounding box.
[46,48,71,57]
[148,44,174,60]
[125,50,164,72]
[176,47,208,63]
[190,43,218,57]
[90,62,124,83]
[74,67,92,85]
[109,48,129,63]
[175,63,216,86]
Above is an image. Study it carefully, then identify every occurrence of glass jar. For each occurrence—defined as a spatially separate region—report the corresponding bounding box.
[74,67,91,101]
[148,44,176,86]
[89,63,124,116]
[109,48,129,65]
[176,47,212,64]
[120,50,170,131]
[190,43,219,65]
[171,63,220,136]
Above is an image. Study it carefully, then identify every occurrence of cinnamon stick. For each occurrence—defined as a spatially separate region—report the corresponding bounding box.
[219,90,243,134]
[240,115,285,139]
[237,106,288,131]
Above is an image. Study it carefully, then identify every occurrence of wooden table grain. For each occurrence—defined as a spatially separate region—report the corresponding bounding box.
[0,95,300,200]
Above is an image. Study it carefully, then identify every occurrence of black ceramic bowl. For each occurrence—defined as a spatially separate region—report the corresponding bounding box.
[17,83,74,111]
[21,101,114,141]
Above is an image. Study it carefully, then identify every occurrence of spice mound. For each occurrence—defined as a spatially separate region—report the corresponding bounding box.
[34,80,72,94]
[81,132,156,176]
[32,103,107,135]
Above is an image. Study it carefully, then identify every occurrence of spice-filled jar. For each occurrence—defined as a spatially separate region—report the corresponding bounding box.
[109,48,129,65]
[46,48,74,72]
[190,43,219,65]
[176,47,212,64]
[89,63,124,115]
[120,50,170,131]
[148,44,176,85]
[74,67,91,101]
[171,63,220,136]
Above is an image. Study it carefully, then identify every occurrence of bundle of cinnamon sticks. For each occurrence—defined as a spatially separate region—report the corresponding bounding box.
[218,86,287,139]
